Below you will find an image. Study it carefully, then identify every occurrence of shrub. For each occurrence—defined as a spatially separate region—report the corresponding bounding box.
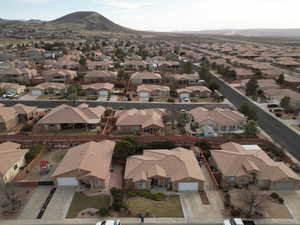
[127,191,136,197]
[112,202,123,211]
[224,193,231,208]
[270,192,279,199]
[231,207,242,217]
[98,207,109,216]
[151,192,166,201]
[167,98,175,102]
[21,124,33,132]
[278,197,284,204]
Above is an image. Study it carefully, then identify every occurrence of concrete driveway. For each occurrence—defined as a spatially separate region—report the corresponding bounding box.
[42,188,76,219]
[179,166,224,219]
[19,186,52,219]
[279,190,300,219]
[180,192,203,218]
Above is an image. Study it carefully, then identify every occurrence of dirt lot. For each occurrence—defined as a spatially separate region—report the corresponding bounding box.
[21,149,67,181]
[230,189,292,219]
[0,186,36,220]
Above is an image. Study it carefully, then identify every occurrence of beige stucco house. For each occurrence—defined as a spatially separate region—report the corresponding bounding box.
[125,148,205,191]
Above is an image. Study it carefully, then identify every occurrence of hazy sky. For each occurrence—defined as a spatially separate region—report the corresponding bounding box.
[1,0,300,31]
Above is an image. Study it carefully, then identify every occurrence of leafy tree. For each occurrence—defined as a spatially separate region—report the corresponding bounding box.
[79,56,87,67]
[117,70,129,81]
[143,141,176,150]
[177,113,191,127]
[280,96,291,110]
[240,104,258,121]
[245,77,259,99]
[208,81,219,92]
[277,74,285,84]
[25,144,43,163]
[244,120,259,137]
[114,48,126,59]
[182,61,193,74]
[195,140,211,150]
[66,84,82,99]
[113,140,135,160]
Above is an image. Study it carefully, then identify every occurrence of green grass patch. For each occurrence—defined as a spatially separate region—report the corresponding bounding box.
[66,192,110,218]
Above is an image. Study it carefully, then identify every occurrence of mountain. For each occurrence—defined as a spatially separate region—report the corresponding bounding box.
[0,11,138,34]
[181,29,300,37]
[48,11,136,33]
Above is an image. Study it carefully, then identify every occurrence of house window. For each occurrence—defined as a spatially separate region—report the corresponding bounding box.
[95,179,102,185]
[137,182,145,189]
[13,164,18,170]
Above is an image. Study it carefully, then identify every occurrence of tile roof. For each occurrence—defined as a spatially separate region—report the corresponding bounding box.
[52,140,115,180]
[212,142,300,182]
[37,104,105,124]
[115,108,166,129]
[0,141,28,176]
[125,148,205,182]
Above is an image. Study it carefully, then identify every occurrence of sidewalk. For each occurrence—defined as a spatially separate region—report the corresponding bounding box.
[1,217,300,225]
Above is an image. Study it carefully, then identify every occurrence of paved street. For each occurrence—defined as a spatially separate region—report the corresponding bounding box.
[209,71,300,161]
[19,186,52,220]
[0,99,231,111]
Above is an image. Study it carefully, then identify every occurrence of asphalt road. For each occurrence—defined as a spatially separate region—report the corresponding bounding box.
[0,99,231,111]
[209,71,300,161]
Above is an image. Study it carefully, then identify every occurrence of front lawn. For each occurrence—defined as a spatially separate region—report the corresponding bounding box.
[127,196,183,217]
[66,192,110,218]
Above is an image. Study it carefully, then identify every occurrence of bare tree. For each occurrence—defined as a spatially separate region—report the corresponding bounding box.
[0,179,22,216]
[240,188,263,217]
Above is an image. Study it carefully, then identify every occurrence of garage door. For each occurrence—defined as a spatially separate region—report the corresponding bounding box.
[178,182,198,191]
[180,93,189,99]
[56,177,79,186]
[274,182,295,190]
[139,92,150,98]
[31,89,42,96]
[99,90,109,96]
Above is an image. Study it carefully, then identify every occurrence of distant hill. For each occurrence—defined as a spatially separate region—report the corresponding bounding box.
[0,11,139,34]
[48,11,135,33]
[181,29,300,37]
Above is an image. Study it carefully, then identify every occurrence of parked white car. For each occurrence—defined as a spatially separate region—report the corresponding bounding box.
[96,220,121,225]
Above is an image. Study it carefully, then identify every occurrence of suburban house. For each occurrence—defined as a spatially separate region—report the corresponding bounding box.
[189,107,247,136]
[35,104,105,131]
[177,86,212,99]
[129,72,162,86]
[168,73,200,86]
[114,108,166,135]
[52,140,115,191]
[211,142,300,190]
[0,68,37,84]
[123,60,147,71]
[13,104,40,123]
[158,61,180,72]
[234,68,255,80]
[0,82,26,95]
[124,148,205,191]
[82,83,114,97]
[42,69,77,82]
[136,84,170,101]
[0,106,18,132]
[55,55,80,70]
[84,70,117,83]
[30,82,66,96]
[0,141,29,183]
[87,61,114,70]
